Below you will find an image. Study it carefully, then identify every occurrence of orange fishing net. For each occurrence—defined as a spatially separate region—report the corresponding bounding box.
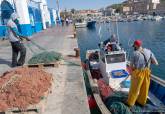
[0,67,53,111]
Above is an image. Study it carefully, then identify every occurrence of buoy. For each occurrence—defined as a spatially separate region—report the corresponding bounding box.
[81,62,88,70]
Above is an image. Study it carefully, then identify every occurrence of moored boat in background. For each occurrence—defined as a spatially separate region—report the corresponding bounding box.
[87,20,96,28]
[152,16,163,21]
[75,21,87,28]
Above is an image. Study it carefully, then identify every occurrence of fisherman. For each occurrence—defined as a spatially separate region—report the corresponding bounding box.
[103,34,120,51]
[7,13,30,67]
[127,40,158,107]
[103,34,118,45]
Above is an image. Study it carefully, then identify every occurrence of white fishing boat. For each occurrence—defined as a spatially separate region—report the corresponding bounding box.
[83,41,165,114]
[75,22,87,28]
[152,16,163,21]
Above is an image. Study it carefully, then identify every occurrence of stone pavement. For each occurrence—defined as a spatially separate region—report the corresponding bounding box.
[0,25,90,114]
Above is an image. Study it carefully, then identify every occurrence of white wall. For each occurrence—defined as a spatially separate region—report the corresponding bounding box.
[45,5,51,24]
[52,9,57,24]
[151,0,160,4]
[14,0,30,24]
[39,2,46,29]
[0,0,52,27]
[39,0,51,29]
[40,0,47,4]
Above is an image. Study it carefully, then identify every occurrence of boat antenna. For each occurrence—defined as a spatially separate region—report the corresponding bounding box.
[115,17,120,44]
[98,25,102,42]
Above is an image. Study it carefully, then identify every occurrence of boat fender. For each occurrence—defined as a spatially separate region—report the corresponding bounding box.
[88,95,97,109]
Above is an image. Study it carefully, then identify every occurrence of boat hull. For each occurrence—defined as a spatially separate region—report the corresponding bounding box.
[75,23,87,28]
[84,49,165,114]
[87,21,96,28]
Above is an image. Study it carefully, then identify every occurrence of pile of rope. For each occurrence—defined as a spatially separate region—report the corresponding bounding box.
[28,51,62,64]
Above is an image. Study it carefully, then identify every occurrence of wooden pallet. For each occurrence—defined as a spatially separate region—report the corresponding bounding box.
[0,95,47,114]
[26,61,60,68]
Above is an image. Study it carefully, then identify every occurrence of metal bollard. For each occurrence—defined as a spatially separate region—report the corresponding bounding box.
[74,48,80,57]
[73,32,76,38]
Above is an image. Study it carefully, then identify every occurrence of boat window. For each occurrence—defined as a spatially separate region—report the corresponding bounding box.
[106,53,125,64]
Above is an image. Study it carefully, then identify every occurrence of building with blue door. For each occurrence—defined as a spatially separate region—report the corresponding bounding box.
[0,0,15,37]
[49,8,57,27]
[28,0,43,34]
[0,0,59,38]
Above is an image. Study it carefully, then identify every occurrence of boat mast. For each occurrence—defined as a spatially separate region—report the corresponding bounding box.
[115,15,120,44]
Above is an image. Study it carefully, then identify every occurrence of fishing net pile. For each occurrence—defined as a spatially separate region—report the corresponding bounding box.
[105,92,148,114]
[0,67,53,111]
[105,92,131,114]
[96,79,145,114]
[28,51,62,64]
[83,69,157,114]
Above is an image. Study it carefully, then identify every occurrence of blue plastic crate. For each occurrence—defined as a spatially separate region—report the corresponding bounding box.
[122,80,131,88]
[111,69,129,78]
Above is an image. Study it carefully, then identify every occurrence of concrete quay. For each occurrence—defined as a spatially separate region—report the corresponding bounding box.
[0,25,90,114]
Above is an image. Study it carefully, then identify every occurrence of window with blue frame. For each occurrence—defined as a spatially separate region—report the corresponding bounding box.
[28,1,42,33]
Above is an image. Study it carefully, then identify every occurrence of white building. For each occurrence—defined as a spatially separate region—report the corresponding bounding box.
[128,0,160,14]
[0,0,59,37]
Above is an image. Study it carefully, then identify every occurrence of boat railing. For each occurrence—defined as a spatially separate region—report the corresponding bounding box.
[151,75,165,87]
[86,70,112,114]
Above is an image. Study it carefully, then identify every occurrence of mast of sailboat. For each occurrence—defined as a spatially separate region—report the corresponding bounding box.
[56,0,59,11]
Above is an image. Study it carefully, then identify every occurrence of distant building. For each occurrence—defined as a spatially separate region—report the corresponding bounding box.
[76,10,103,17]
[149,0,165,15]
[122,1,131,14]
[104,7,116,16]
[123,0,161,14]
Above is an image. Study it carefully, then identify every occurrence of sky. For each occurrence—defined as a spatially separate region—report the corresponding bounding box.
[47,0,125,10]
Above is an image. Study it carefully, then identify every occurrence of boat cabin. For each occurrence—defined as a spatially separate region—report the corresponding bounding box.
[99,50,127,77]
[90,41,131,91]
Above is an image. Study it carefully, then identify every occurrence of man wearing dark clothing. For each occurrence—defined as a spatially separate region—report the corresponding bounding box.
[103,34,120,52]
[7,13,30,67]
[10,41,26,67]
[103,34,118,45]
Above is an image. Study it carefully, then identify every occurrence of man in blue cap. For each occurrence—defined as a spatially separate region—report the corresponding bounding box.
[7,13,30,67]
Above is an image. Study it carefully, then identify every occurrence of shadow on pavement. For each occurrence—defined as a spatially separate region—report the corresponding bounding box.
[0,58,11,67]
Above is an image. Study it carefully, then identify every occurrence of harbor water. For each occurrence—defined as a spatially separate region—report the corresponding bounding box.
[77,20,165,80]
